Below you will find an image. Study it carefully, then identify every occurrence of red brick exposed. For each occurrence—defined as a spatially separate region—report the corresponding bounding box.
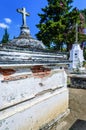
[31,65,51,78]
[0,67,16,76]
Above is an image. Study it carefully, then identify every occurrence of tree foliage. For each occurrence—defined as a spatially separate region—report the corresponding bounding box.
[36,0,80,51]
[1,28,9,44]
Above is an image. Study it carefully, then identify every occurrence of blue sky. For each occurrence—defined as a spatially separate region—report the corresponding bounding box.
[0,0,86,41]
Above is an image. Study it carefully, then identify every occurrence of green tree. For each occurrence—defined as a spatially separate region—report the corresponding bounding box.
[36,0,80,51]
[1,28,9,44]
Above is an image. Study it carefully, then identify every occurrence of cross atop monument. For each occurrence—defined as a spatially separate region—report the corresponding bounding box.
[17,7,30,27]
[75,23,78,43]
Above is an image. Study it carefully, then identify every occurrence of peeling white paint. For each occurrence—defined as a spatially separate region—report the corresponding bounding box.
[0,67,69,130]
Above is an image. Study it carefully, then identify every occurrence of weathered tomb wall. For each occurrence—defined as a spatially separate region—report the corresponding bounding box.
[0,66,69,130]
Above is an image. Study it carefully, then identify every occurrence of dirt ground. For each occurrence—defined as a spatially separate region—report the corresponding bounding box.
[50,87,86,130]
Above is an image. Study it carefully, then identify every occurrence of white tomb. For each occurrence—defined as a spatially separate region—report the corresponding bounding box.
[69,43,84,70]
[0,7,69,130]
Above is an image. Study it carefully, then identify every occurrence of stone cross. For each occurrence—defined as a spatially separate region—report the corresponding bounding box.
[75,23,78,43]
[17,7,30,27]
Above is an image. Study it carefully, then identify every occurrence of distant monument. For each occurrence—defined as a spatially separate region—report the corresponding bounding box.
[9,7,45,50]
[69,24,84,70]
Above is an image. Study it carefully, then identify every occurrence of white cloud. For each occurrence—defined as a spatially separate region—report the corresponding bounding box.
[0,23,9,29]
[4,18,12,24]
